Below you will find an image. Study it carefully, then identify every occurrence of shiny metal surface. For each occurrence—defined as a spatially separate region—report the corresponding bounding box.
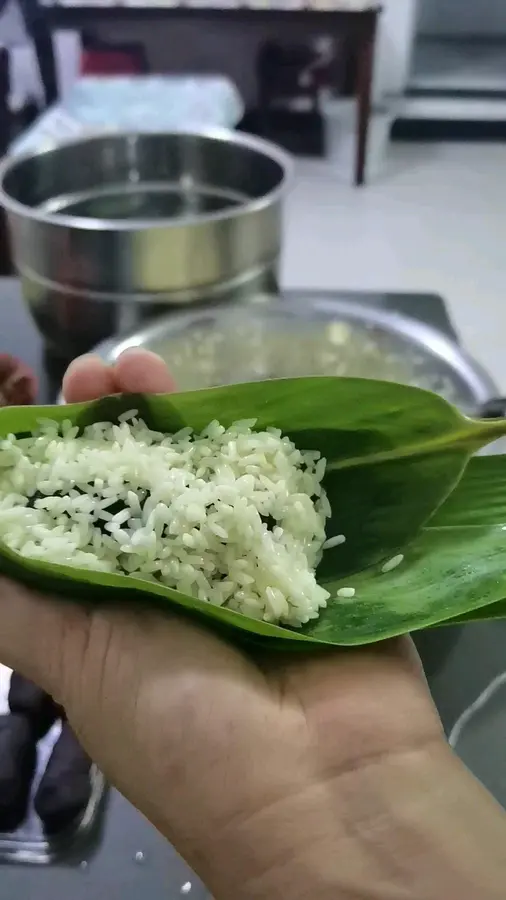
[94,293,496,413]
[0,130,291,357]
[0,744,105,865]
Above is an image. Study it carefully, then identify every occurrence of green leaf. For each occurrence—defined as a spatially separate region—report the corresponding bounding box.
[1,377,506,648]
[429,455,506,528]
[311,524,506,644]
[425,455,506,628]
[317,455,506,644]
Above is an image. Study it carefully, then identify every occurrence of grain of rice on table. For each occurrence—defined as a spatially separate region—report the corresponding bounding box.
[0,414,338,627]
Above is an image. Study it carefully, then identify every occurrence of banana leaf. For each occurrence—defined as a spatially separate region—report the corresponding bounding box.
[1,377,506,647]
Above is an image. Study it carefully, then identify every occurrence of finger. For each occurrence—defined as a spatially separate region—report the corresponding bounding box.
[62,355,117,403]
[114,349,175,394]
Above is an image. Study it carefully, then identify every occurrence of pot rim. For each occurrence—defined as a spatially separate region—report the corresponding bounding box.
[0,127,293,233]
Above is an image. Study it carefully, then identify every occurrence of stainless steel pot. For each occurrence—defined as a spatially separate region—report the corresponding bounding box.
[0,130,292,359]
[94,293,497,415]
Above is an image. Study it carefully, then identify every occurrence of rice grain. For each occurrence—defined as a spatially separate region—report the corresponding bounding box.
[337,587,356,599]
[381,554,404,574]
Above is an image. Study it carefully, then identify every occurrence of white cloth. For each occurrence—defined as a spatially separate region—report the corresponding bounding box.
[0,664,11,717]
[0,0,41,112]
[0,0,28,47]
[10,74,244,156]
[52,29,82,102]
[8,42,44,111]
[0,25,81,113]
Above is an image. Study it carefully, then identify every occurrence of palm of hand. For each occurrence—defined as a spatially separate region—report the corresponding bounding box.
[1,555,441,895]
[43,600,441,886]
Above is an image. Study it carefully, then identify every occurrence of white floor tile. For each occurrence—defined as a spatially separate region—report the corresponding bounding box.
[282,143,506,393]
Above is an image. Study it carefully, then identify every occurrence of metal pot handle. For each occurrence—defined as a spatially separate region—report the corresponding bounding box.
[477,398,506,420]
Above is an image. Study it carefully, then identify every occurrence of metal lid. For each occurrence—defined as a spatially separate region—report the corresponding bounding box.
[95,293,496,414]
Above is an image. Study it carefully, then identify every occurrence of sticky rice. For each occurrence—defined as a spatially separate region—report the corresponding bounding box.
[0,414,332,626]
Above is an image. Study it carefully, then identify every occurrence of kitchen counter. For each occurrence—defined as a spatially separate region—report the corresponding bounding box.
[1,278,506,896]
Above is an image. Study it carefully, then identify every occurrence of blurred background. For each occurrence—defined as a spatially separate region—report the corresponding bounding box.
[1,0,506,387]
[2,1,506,898]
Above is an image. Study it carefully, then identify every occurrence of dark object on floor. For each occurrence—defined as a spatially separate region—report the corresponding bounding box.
[246,38,324,158]
[478,398,506,420]
[0,49,12,277]
[35,723,92,835]
[17,0,58,106]
[391,117,506,142]
[81,32,149,75]
[239,108,324,157]
[257,40,319,110]
[0,714,37,832]
[0,48,10,157]
[8,673,61,739]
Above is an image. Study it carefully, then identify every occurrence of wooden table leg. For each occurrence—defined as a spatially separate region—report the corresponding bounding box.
[354,11,379,187]
[0,48,13,277]
[0,211,13,277]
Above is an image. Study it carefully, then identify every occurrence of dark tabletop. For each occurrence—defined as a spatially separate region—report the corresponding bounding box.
[1,278,506,897]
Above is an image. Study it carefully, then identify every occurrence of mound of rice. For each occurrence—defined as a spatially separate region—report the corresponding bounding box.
[0,414,332,626]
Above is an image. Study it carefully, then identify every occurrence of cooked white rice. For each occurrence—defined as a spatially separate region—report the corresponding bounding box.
[323,533,346,550]
[381,554,404,574]
[0,414,334,627]
[336,587,355,599]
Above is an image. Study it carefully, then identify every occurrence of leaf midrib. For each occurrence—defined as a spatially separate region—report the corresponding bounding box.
[326,419,503,472]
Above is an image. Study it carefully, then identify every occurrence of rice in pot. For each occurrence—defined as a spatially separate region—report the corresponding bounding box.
[0,414,333,626]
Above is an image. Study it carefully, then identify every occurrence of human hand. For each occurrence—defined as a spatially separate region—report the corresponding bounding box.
[0,350,504,900]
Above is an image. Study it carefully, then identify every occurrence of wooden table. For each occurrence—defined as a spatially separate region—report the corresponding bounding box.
[44,3,382,186]
[0,49,13,276]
